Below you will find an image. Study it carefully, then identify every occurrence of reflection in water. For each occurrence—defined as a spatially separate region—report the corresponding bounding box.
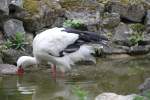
[0,56,150,100]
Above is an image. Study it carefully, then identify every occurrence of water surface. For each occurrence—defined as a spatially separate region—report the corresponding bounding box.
[1,56,150,100]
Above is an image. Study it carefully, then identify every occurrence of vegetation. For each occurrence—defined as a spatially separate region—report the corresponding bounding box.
[63,19,86,30]
[129,24,145,33]
[5,32,27,51]
[128,32,144,46]
[72,86,88,100]
[128,24,145,46]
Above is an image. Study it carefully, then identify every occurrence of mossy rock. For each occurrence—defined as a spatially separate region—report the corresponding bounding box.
[23,0,39,14]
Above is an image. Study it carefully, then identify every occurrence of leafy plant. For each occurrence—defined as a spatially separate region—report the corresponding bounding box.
[128,23,145,46]
[129,24,145,33]
[128,32,144,46]
[72,86,88,100]
[5,32,27,51]
[63,19,85,30]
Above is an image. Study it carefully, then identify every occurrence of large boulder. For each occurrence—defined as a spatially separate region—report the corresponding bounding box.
[10,0,65,32]
[0,0,9,15]
[8,0,23,7]
[1,49,29,64]
[145,10,150,32]
[102,12,120,29]
[95,92,137,100]
[3,19,25,37]
[112,23,133,46]
[108,1,145,22]
[60,0,104,32]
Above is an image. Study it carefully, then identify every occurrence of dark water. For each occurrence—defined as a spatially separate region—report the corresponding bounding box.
[1,56,150,100]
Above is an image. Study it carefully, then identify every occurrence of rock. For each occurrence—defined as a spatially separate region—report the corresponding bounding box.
[143,33,150,44]
[11,0,64,32]
[145,10,150,32]
[0,0,9,15]
[128,45,149,55]
[102,12,120,29]
[3,19,25,37]
[1,49,29,64]
[0,64,17,75]
[95,92,137,100]
[108,1,145,22]
[102,45,129,55]
[8,0,23,7]
[112,23,133,46]
[60,0,104,32]
[139,78,150,94]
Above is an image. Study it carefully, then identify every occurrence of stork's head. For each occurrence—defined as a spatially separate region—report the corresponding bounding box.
[16,56,37,75]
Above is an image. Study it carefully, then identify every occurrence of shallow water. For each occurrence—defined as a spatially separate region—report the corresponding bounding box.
[1,56,150,100]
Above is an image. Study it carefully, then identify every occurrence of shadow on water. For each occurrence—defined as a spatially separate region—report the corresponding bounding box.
[1,56,150,100]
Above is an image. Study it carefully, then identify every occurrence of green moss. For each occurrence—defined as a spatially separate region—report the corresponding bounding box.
[23,0,39,14]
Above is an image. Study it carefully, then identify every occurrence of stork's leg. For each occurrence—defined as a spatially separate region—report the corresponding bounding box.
[51,64,56,79]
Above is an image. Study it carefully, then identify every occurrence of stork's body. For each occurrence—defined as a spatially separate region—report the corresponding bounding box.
[17,27,108,77]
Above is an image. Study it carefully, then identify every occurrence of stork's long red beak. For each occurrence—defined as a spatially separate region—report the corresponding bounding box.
[17,66,24,75]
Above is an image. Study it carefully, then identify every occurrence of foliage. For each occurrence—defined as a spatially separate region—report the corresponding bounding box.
[128,32,144,46]
[72,86,88,100]
[5,32,27,51]
[128,23,145,46]
[129,24,145,33]
[63,19,85,30]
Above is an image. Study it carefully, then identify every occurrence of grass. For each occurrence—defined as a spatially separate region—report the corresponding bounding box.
[5,32,28,51]
[63,19,86,30]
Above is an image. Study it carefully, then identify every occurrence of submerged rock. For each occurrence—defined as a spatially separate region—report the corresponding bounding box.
[139,78,150,94]
[95,92,137,100]
[0,64,17,75]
